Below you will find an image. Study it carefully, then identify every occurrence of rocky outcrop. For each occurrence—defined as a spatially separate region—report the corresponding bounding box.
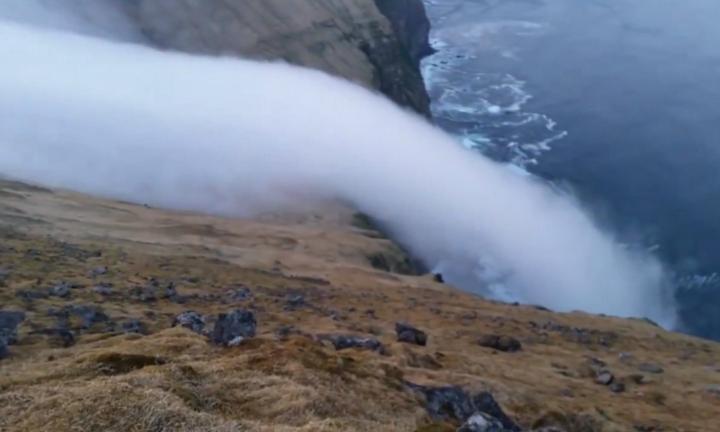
[135,0,431,115]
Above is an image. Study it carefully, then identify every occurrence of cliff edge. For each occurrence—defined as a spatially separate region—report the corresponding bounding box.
[135,0,432,116]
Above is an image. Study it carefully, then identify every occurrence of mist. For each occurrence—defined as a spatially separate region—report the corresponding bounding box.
[0,15,676,326]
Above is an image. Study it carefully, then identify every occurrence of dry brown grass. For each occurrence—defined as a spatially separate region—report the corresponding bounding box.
[0,179,719,431]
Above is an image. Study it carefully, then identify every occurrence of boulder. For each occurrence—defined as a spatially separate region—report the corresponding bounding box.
[88,266,108,277]
[478,335,522,352]
[93,283,113,295]
[172,311,205,334]
[0,310,26,345]
[319,334,384,352]
[121,319,147,334]
[49,281,73,298]
[638,363,664,374]
[284,294,305,311]
[458,412,508,432]
[407,383,521,431]
[211,310,257,346]
[595,370,614,385]
[396,322,428,346]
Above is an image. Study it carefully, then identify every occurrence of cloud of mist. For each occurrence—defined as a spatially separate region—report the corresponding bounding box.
[0,14,676,326]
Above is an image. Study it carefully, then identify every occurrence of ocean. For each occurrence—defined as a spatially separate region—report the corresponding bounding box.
[422,0,720,340]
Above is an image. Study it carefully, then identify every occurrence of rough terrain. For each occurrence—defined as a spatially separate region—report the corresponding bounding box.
[1,179,719,431]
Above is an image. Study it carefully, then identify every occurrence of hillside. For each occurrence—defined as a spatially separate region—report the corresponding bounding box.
[1,179,719,431]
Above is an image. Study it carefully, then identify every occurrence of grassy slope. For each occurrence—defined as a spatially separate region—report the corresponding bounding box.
[0,179,718,431]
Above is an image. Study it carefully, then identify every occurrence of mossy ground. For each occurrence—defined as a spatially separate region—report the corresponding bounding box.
[0,180,718,431]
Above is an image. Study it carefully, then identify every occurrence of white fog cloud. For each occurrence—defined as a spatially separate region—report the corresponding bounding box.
[0,10,676,326]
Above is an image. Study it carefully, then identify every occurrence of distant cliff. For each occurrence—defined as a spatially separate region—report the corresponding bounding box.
[136,0,432,116]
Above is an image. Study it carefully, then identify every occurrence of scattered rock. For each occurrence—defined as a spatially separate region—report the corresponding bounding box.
[88,266,108,277]
[396,322,428,346]
[93,283,113,295]
[0,268,9,286]
[407,384,521,431]
[49,281,73,298]
[132,286,155,302]
[121,319,147,334]
[172,311,205,334]
[227,336,246,347]
[638,363,664,374]
[609,382,626,393]
[284,294,305,311]
[211,309,257,346]
[52,305,109,329]
[163,282,178,300]
[619,352,633,363]
[318,334,384,352]
[595,370,615,385]
[226,286,252,302]
[275,325,301,340]
[16,289,49,302]
[478,335,522,353]
[530,321,618,347]
[0,310,26,347]
[458,412,507,432]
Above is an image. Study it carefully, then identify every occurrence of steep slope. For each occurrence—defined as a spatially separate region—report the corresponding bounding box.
[136,0,431,115]
[0,180,719,432]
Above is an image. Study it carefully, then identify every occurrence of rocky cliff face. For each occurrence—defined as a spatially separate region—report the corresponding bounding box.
[135,0,432,116]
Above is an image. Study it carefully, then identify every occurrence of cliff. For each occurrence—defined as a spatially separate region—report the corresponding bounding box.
[135,0,432,116]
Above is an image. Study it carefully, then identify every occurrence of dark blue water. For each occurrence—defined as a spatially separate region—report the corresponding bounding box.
[422,0,720,340]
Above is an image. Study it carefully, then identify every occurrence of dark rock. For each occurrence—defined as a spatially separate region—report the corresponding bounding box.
[211,309,257,346]
[433,273,445,283]
[284,294,305,311]
[274,325,297,340]
[396,322,428,346]
[226,286,252,302]
[319,334,384,352]
[121,319,147,334]
[595,370,615,385]
[88,266,108,277]
[93,283,113,295]
[531,321,618,347]
[162,282,178,300]
[131,283,157,302]
[0,310,25,345]
[56,328,76,347]
[52,305,109,329]
[49,281,73,298]
[407,383,520,431]
[16,289,49,302]
[638,363,664,374]
[457,412,508,432]
[477,335,522,353]
[0,268,9,286]
[172,311,205,334]
[609,382,626,393]
[472,391,520,431]
[373,0,434,65]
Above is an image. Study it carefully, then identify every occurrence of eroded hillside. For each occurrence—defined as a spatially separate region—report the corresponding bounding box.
[0,179,718,431]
